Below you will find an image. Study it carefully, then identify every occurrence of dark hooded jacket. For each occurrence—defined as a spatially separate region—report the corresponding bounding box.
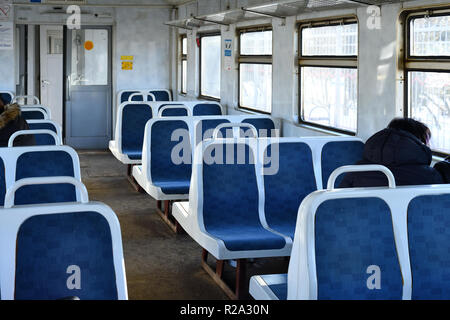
[435,157,450,184]
[0,103,35,147]
[339,128,444,188]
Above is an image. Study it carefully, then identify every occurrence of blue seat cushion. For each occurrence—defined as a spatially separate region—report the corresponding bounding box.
[28,122,57,133]
[256,274,288,300]
[151,120,192,195]
[21,111,45,120]
[15,151,76,205]
[150,90,170,101]
[0,92,12,104]
[242,118,275,137]
[315,198,402,300]
[408,195,450,300]
[202,143,286,251]
[153,180,190,195]
[121,104,153,160]
[193,103,222,116]
[264,143,316,239]
[120,91,139,103]
[15,211,118,300]
[321,141,364,188]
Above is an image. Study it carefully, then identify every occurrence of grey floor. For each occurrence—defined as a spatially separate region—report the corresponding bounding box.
[78,150,288,300]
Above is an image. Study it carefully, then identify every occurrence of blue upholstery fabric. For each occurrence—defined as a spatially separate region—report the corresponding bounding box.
[315,198,402,300]
[121,104,153,160]
[150,90,170,101]
[160,108,188,117]
[120,91,138,103]
[257,274,288,300]
[195,119,230,144]
[27,123,58,145]
[263,143,317,239]
[14,133,55,146]
[151,120,191,195]
[193,103,222,116]
[15,211,118,300]
[21,110,45,120]
[28,122,57,133]
[0,157,5,206]
[321,141,364,188]
[242,118,276,137]
[202,143,286,251]
[15,151,76,205]
[408,195,450,300]
[0,92,13,104]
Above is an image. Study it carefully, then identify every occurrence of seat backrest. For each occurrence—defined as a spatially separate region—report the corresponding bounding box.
[118,102,154,159]
[0,196,128,300]
[192,103,222,116]
[21,108,48,120]
[149,101,224,117]
[158,105,190,117]
[242,118,276,138]
[13,95,40,105]
[200,140,261,235]
[149,89,172,101]
[321,140,364,188]
[0,91,14,104]
[27,120,62,143]
[0,146,81,206]
[142,118,193,194]
[407,194,450,300]
[9,129,60,147]
[262,141,317,239]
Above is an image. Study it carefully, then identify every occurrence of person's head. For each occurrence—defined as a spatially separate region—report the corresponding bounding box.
[388,118,431,146]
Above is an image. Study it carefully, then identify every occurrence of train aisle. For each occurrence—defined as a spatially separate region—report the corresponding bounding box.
[78,150,228,300]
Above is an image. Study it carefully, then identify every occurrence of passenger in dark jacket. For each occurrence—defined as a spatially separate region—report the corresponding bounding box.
[339,118,447,188]
[0,97,35,147]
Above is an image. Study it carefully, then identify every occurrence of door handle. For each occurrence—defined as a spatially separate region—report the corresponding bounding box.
[42,80,50,85]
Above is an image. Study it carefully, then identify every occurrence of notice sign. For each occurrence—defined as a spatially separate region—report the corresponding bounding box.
[0,21,13,50]
[0,0,11,21]
[224,39,233,71]
[121,55,134,70]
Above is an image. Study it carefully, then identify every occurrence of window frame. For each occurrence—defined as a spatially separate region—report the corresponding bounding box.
[237,26,273,114]
[404,8,450,157]
[180,34,187,95]
[298,17,358,136]
[198,32,222,101]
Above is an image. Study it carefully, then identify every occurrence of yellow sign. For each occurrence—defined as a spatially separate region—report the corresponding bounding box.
[121,56,134,61]
[84,41,94,51]
[122,61,133,70]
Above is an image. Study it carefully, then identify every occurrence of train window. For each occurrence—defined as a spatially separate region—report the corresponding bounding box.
[200,34,221,100]
[299,19,358,134]
[406,12,450,155]
[180,35,187,94]
[238,28,272,114]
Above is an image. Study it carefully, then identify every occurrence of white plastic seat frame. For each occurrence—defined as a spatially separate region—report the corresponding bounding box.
[8,130,61,147]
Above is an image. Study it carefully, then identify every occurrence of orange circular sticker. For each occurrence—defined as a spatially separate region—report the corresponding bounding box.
[84,41,94,51]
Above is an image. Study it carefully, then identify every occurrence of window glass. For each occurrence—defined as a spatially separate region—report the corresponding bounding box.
[302,23,358,56]
[239,64,272,113]
[201,35,221,99]
[410,16,450,56]
[240,30,272,55]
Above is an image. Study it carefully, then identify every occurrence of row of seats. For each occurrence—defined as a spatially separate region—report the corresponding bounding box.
[0,145,128,299]
[172,136,364,258]
[109,100,224,163]
[133,116,278,200]
[0,92,128,299]
[250,169,450,300]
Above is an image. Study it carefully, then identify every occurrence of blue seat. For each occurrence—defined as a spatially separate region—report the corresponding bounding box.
[193,103,222,116]
[408,194,450,300]
[21,110,46,120]
[263,142,317,239]
[242,118,276,137]
[0,92,13,104]
[27,122,60,145]
[0,188,128,300]
[321,141,364,188]
[202,143,286,251]
[121,103,153,160]
[15,151,77,205]
[158,105,189,117]
[0,157,5,206]
[314,197,403,299]
[150,120,192,195]
[150,90,171,101]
